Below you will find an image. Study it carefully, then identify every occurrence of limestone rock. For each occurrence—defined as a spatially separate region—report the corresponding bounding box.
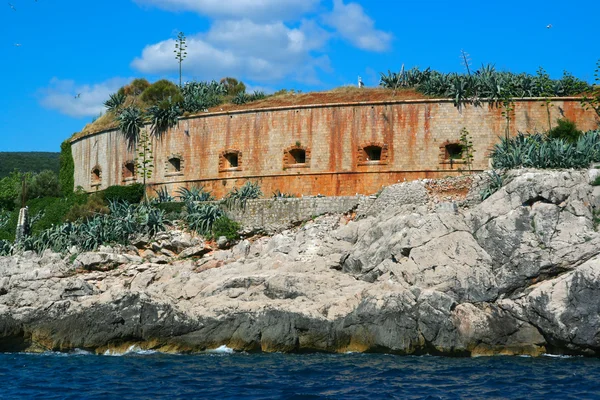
[179,245,208,259]
[1,169,600,356]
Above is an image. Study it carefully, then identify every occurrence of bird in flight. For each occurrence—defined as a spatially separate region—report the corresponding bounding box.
[14,43,21,47]
[8,2,16,11]
[74,93,81,99]
[546,24,552,29]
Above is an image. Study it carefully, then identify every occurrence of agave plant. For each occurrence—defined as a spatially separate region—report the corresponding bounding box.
[491,130,600,170]
[104,92,126,113]
[181,80,226,113]
[185,202,224,235]
[0,211,10,230]
[224,181,263,209]
[480,170,504,201]
[153,187,174,203]
[232,92,250,105]
[272,190,296,198]
[177,186,214,202]
[379,64,591,108]
[0,239,12,256]
[147,97,182,138]
[118,106,145,149]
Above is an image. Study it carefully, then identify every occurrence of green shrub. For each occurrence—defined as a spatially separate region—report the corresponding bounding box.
[140,80,182,105]
[119,78,150,97]
[155,201,185,221]
[0,171,22,211]
[547,119,582,142]
[220,77,246,97]
[212,216,240,240]
[28,170,61,200]
[64,194,108,222]
[59,140,75,196]
[27,196,77,235]
[154,201,185,214]
[592,176,600,186]
[102,184,145,204]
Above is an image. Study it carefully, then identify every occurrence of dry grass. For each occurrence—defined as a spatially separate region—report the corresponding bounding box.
[204,87,432,114]
[77,113,118,137]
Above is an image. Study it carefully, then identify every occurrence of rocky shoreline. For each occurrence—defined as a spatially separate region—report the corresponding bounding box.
[2,169,600,356]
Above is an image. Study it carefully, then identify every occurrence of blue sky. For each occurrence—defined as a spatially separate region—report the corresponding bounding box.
[1,0,598,152]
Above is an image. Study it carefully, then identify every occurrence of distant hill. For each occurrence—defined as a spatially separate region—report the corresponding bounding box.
[0,152,60,178]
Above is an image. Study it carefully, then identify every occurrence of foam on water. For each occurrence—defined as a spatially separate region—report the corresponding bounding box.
[103,345,158,356]
[206,345,234,354]
[542,353,579,359]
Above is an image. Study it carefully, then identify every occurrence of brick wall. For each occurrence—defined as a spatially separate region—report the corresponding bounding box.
[71,98,598,197]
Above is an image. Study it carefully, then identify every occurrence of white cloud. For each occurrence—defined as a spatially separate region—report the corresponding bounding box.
[38,77,129,118]
[131,19,331,83]
[323,0,392,52]
[133,0,321,21]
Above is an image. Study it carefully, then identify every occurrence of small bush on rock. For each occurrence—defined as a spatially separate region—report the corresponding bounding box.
[212,216,240,240]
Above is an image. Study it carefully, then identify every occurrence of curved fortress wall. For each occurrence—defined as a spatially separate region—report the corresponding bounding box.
[71,98,596,197]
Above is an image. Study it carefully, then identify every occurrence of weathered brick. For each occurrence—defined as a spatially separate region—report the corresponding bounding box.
[71,98,597,197]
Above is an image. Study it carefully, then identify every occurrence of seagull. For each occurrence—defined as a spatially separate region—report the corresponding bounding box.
[74,93,81,99]
[8,2,16,11]
[546,24,552,29]
[13,43,21,47]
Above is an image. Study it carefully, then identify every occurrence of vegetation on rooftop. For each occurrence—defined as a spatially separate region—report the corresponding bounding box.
[379,64,591,107]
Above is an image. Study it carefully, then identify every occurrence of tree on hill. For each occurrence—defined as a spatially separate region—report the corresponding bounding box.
[0,152,59,179]
[140,79,183,105]
[220,77,246,96]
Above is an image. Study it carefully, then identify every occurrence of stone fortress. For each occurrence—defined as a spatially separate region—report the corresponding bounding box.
[71,97,597,197]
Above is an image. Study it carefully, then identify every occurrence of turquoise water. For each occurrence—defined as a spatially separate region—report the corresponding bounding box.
[1,351,599,399]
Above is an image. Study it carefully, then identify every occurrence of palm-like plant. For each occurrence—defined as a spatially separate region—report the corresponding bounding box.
[104,92,126,113]
[118,106,145,149]
[147,97,182,138]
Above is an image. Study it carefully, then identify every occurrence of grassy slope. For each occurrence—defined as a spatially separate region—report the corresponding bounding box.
[0,152,60,178]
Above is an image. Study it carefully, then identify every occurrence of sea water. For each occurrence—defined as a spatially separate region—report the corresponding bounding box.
[1,351,599,399]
